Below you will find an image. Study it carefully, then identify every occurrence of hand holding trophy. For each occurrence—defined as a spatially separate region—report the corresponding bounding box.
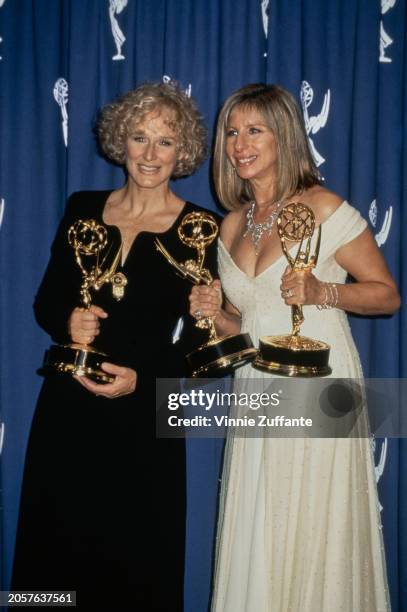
[42,219,127,383]
[254,202,332,376]
[156,211,257,377]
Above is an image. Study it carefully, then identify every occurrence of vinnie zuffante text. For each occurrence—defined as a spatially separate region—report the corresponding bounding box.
[166,389,313,429]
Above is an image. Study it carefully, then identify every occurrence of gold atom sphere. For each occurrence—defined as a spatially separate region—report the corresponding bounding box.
[178,212,218,248]
[277,202,315,242]
[68,219,108,255]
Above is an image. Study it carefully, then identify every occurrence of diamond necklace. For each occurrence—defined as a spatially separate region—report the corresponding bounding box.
[243,200,284,254]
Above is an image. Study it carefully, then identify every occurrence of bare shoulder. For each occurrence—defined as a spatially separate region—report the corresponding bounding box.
[298,185,344,225]
[220,205,248,248]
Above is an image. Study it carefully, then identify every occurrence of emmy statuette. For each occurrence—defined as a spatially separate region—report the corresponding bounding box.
[253,203,332,377]
[155,212,257,377]
[42,219,127,383]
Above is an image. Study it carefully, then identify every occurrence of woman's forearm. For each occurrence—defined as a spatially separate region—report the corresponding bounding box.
[320,281,400,315]
[214,308,242,336]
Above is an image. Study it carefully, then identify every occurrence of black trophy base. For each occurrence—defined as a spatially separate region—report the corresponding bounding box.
[41,343,114,383]
[186,332,258,377]
[253,334,332,377]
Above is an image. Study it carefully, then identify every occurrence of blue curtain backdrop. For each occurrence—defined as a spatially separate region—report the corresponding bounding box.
[0,0,405,610]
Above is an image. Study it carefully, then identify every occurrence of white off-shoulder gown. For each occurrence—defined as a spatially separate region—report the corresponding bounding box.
[211,202,391,612]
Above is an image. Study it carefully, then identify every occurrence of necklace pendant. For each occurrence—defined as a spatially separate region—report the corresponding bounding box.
[244,200,283,254]
[111,272,128,301]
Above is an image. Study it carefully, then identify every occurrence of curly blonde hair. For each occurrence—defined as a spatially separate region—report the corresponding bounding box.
[97,82,207,177]
[213,83,320,210]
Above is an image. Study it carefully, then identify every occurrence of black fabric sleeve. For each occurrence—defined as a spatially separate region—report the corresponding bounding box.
[33,193,83,344]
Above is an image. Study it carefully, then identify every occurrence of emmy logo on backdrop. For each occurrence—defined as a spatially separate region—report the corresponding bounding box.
[380,0,397,63]
[254,203,332,377]
[109,0,128,60]
[260,0,270,57]
[155,212,257,377]
[373,437,388,513]
[369,199,393,248]
[261,0,269,38]
[0,422,4,457]
[379,21,393,63]
[0,198,4,230]
[300,81,330,168]
[42,219,127,383]
[369,199,378,228]
[0,0,6,56]
[53,78,69,147]
[162,75,192,98]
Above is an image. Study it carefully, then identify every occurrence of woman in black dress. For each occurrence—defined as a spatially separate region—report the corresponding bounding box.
[12,82,219,611]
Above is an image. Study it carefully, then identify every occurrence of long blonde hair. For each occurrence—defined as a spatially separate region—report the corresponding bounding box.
[213,83,320,210]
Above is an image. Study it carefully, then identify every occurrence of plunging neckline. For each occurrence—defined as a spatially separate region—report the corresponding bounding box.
[219,200,347,280]
[99,191,189,267]
[218,238,284,280]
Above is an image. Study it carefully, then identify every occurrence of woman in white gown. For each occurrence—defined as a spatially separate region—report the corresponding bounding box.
[190,84,400,612]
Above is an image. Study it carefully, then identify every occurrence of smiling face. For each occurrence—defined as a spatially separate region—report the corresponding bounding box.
[125,107,179,190]
[225,105,279,184]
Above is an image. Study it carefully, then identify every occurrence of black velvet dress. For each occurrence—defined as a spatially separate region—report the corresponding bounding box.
[11,191,220,611]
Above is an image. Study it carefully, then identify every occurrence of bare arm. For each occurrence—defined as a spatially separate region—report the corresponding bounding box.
[189,281,242,336]
[333,228,400,314]
[214,295,242,336]
[281,228,400,315]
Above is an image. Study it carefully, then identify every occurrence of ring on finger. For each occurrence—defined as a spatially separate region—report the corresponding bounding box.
[284,289,293,298]
[194,309,203,319]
